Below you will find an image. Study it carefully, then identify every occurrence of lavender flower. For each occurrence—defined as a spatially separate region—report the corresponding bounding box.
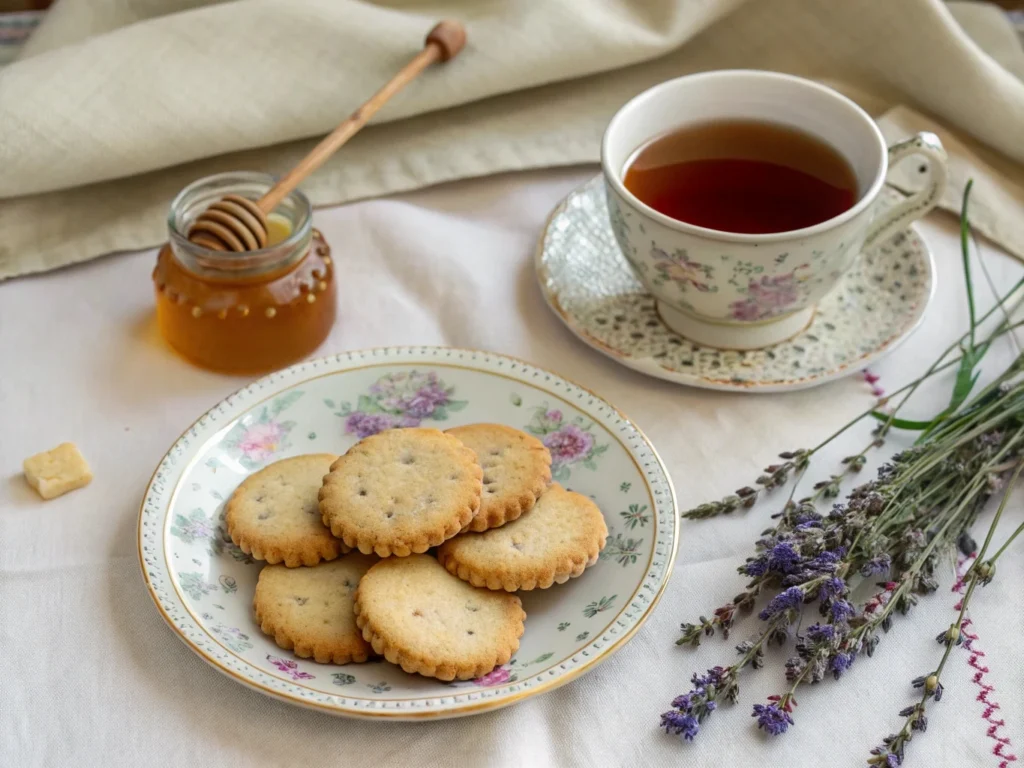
[752,702,794,736]
[766,542,801,574]
[758,587,804,620]
[817,577,845,603]
[868,747,903,768]
[805,548,846,573]
[661,667,732,742]
[861,554,892,576]
[805,624,834,642]
[660,711,699,741]
[829,599,856,623]
[690,668,724,689]
[793,510,824,528]
[671,694,692,710]
[911,675,943,701]
[741,558,768,577]
[781,547,847,586]
[829,651,855,679]
[935,625,964,647]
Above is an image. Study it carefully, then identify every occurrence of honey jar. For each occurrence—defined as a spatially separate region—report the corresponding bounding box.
[153,172,336,374]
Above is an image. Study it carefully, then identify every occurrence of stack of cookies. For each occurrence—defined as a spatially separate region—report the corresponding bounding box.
[225,424,608,681]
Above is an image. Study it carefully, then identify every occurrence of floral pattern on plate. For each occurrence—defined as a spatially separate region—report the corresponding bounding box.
[211,624,253,653]
[178,572,219,601]
[139,348,678,719]
[620,503,649,529]
[523,404,608,482]
[327,370,466,438]
[222,392,303,470]
[268,655,315,681]
[535,176,934,392]
[601,532,644,567]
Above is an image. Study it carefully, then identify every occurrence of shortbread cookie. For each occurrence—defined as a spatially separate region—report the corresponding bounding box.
[446,424,551,532]
[226,454,348,567]
[23,442,92,500]
[319,428,482,557]
[254,554,377,664]
[437,484,608,591]
[354,554,525,680]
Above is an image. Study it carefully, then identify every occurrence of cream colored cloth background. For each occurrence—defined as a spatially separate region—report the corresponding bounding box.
[1,0,1024,280]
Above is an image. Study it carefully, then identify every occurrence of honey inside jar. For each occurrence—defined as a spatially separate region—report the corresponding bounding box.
[153,173,337,375]
[265,213,294,246]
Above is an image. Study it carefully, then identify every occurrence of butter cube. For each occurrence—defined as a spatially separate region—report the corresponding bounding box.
[23,442,93,500]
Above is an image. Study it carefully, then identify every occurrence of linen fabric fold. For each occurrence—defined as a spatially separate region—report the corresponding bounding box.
[1,0,1023,279]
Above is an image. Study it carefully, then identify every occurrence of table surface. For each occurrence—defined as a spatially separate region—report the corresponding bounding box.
[1,168,1021,767]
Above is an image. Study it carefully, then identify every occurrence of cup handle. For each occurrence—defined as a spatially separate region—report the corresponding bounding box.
[862,131,948,251]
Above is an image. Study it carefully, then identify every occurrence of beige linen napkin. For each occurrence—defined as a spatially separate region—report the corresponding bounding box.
[1,0,1023,280]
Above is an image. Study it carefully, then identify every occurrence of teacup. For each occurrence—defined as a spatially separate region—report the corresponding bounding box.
[601,70,948,350]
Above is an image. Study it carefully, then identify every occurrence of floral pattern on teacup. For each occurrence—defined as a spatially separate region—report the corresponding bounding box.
[327,370,467,438]
[728,267,810,322]
[650,246,716,293]
[524,405,608,482]
[608,201,636,260]
[603,177,881,327]
[222,392,303,470]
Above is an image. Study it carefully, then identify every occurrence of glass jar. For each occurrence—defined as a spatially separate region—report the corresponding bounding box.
[153,172,336,375]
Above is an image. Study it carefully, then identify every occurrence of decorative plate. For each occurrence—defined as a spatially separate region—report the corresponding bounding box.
[535,176,935,392]
[139,347,678,719]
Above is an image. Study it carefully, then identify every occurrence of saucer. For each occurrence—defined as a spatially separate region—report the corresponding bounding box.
[535,176,935,393]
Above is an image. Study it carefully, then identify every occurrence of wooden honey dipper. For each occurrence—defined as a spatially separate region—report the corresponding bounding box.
[188,20,467,252]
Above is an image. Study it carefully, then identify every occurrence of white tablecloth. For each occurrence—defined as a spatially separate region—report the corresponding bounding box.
[1,169,1021,767]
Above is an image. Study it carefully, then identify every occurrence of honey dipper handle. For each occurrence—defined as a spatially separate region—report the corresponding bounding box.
[258,20,467,215]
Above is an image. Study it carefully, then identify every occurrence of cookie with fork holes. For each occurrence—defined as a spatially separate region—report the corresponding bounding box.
[354,554,525,680]
[319,428,482,557]
[446,423,551,532]
[254,554,377,664]
[226,454,349,567]
[437,484,607,591]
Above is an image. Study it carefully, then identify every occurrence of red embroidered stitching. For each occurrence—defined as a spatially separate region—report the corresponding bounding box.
[953,554,1018,767]
[863,368,885,399]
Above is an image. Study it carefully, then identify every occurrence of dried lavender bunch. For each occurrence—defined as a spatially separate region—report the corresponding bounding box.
[668,404,1024,741]
[868,464,1024,766]
[676,353,1024,646]
[665,183,1024,760]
